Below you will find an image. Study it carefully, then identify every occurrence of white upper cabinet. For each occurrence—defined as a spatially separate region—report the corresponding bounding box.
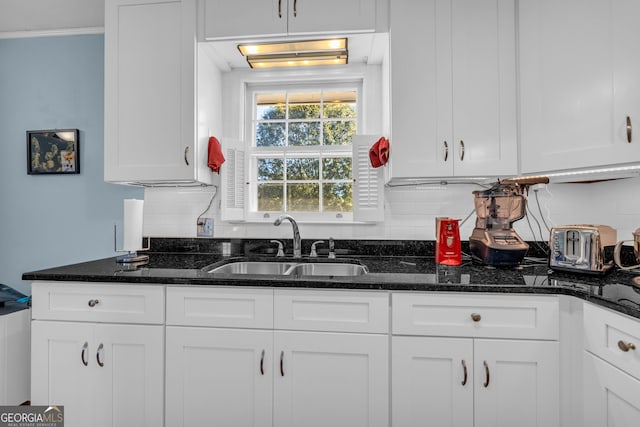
[104,0,216,185]
[388,0,517,181]
[202,0,378,40]
[519,0,640,174]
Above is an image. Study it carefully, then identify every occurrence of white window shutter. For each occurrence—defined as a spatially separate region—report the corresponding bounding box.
[221,142,245,221]
[352,135,384,222]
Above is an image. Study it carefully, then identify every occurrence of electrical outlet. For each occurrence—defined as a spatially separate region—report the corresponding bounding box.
[197,218,213,237]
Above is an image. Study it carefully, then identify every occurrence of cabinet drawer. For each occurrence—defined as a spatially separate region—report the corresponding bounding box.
[392,293,559,340]
[584,303,640,380]
[274,289,389,333]
[31,281,164,324]
[167,286,274,328]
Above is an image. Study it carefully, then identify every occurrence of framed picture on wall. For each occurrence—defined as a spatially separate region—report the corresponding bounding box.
[27,129,80,174]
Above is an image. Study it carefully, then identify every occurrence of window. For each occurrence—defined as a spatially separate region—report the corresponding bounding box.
[246,83,359,221]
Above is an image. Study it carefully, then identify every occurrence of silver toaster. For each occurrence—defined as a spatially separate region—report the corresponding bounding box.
[549,225,617,274]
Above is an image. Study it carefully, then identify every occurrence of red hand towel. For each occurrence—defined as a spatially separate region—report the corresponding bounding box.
[207,136,225,173]
[369,137,390,168]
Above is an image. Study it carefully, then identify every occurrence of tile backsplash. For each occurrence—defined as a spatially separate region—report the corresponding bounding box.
[143,175,640,242]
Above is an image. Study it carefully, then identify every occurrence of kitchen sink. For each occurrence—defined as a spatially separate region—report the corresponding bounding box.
[204,261,298,275]
[203,260,368,277]
[288,263,368,277]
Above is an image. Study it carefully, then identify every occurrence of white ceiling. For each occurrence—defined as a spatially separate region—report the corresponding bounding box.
[0,0,104,34]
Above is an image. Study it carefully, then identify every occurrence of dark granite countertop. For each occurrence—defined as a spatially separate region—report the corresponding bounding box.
[22,237,640,321]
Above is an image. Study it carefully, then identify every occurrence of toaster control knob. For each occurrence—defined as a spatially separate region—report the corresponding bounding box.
[554,251,561,258]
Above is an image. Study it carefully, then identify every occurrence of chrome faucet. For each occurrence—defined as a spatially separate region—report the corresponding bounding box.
[273,214,301,258]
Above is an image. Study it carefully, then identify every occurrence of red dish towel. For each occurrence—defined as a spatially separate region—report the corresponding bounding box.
[369,136,390,168]
[208,136,225,173]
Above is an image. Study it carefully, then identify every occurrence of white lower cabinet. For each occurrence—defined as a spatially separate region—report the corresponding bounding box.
[31,321,164,427]
[0,308,30,405]
[273,331,388,427]
[473,339,559,427]
[583,352,640,427]
[392,337,474,427]
[165,287,389,427]
[30,282,165,427]
[392,337,559,427]
[583,303,640,427]
[391,293,560,427]
[165,327,273,427]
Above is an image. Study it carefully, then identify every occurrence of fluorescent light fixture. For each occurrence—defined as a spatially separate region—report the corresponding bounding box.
[515,165,640,183]
[238,38,348,69]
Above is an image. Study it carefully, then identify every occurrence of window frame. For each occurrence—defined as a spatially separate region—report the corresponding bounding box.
[244,80,363,223]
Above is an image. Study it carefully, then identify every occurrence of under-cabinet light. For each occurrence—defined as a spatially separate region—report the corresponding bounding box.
[238,38,348,69]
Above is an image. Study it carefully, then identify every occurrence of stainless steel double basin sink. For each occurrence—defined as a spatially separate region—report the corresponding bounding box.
[203,259,368,277]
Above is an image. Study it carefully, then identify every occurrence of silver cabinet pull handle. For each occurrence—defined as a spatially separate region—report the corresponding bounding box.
[81,342,89,367]
[461,359,468,386]
[260,349,265,375]
[459,140,465,161]
[443,141,449,162]
[471,313,481,322]
[618,340,637,352]
[280,351,285,377]
[627,116,632,143]
[483,360,490,388]
[278,0,282,18]
[293,0,297,17]
[88,299,99,307]
[184,146,190,165]
[97,343,105,367]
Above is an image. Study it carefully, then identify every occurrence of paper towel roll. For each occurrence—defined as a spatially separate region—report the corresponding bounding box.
[123,199,144,252]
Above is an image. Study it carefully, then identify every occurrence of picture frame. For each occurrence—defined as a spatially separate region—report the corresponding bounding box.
[27,129,80,175]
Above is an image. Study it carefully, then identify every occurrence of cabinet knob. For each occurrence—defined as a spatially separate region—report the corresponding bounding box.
[618,340,637,352]
[88,299,100,307]
[471,313,481,322]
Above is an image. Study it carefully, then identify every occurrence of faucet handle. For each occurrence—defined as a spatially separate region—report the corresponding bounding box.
[328,237,336,259]
[310,240,325,258]
[270,240,285,257]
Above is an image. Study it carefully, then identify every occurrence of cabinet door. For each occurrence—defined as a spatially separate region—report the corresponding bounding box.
[31,321,95,427]
[389,0,516,180]
[166,326,273,427]
[612,0,640,157]
[287,0,376,34]
[474,339,560,427]
[202,0,287,39]
[518,0,621,173]
[0,308,30,405]
[104,0,197,183]
[389,0,453,179]
[450,0,517,176]
[92,324,164,427]
[392,336,473,427]
[274,331,388,427]
[583,351,640,427]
